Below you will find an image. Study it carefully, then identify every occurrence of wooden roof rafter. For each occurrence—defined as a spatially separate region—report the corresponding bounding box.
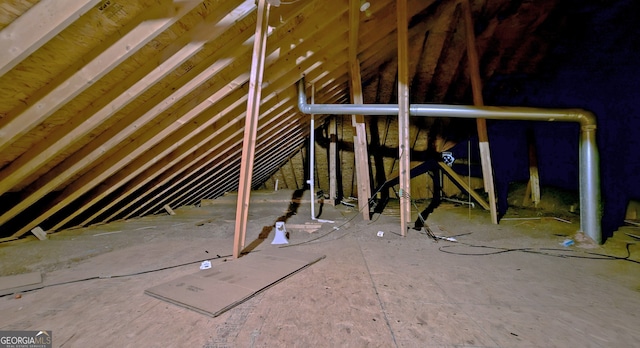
[0,0,203,155]
[62,5,351,228]
[0,0,102,76]
[0,0,249,196]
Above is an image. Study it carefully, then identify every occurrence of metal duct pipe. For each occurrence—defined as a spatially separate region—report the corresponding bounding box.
[298,78,601,243]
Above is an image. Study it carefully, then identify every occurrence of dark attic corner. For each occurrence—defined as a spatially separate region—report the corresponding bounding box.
[0,0,639,346]
[482,0,640,240]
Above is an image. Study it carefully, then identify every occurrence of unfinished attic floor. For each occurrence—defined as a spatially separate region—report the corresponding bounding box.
[1,189,639,348]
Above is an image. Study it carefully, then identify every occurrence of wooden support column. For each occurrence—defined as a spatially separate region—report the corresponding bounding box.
[329,116,339,205]
[350,61,371,220]
[524,130,541,207]
[397,0,411,235]
[349,0,370,219]
[462,0,498,224]
[233,0,270,259]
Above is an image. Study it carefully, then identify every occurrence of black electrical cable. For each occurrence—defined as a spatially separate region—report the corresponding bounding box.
[0,254,233,298]
[281,176,640,267]
[438,240,640,265]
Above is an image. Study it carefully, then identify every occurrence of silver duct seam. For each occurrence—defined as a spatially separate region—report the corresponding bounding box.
[297,78,601,243]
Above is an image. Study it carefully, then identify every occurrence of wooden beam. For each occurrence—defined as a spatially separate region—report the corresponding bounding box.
[161,100,332,213]
[119,95,297,221]
[526,131,540,207]
[438,162,490,211]
[189,134,303,208]
[0,0,202,154]
[0,2,349,236]
[462,0,498,224]
[233,0,270,258]
[177,127,304,210]
[412,3,459,101]
[349,0,371,219]
[0,11,347,239]
[397,0,411,235]
[349,0,360,64]
[0,0,102,77]
[0,0,248,197]
[141,106,290,218]
[156,97,337,213]
[349,60,371,219]
[163,204,176,215]
[93,33,349,224]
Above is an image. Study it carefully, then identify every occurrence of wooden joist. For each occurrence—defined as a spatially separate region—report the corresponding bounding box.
[438,162,490,211]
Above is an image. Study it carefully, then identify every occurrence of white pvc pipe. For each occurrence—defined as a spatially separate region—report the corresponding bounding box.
[309,113,316,219]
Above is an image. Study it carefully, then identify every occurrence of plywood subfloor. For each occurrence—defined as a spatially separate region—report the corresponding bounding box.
[0,272,41,296]
[0,189,639,347]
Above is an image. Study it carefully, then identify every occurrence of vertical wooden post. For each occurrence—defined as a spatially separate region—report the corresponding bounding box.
[233,0,270,259]
[397,0,411,235]
[526,130,541,207]
[350,61,372,220]
[462,0,498,224]
[349,0,371,219]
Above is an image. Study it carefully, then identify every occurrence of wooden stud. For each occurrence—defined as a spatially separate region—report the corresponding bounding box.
[397,0,411,235]
[348,0,371,218]
[233,0,270,258]
[527,131,541,207]
[462,0,498,224]
[349,60,371,220]
[438,162,490,210]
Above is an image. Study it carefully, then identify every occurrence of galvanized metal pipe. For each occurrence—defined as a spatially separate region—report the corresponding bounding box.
[298,79,601,243]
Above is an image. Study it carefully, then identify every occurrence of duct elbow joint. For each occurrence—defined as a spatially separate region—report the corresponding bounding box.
[575,109,597,130]
[297,78,311,114]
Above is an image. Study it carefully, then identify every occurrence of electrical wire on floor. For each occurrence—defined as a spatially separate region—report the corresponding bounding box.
[437,238,640,265]
[281,177,399,247]
[0,254,233,298]
[392,186,437,241]
[280,178,640,266]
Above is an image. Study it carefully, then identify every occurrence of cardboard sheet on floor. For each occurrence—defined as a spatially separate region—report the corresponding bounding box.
[144,247,324,317]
